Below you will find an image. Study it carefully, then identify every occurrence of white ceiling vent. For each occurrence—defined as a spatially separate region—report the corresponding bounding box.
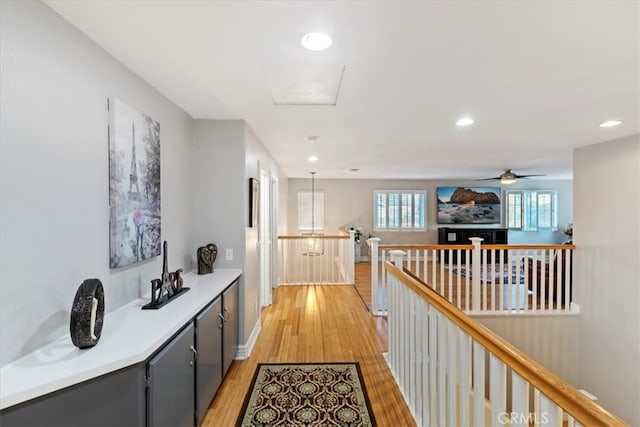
[262,64,345,106]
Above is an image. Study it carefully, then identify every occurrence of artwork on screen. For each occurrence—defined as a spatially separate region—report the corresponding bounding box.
[437,187,501,224]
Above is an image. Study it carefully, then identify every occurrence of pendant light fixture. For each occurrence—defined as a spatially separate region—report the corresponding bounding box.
[302,171,324,256]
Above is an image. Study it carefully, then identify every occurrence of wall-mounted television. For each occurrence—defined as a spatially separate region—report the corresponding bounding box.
[437,187,501,224]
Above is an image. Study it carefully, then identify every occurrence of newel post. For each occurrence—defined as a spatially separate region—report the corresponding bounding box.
[347,229,356,284]
[368,238,381,314]
[470,237,484,311]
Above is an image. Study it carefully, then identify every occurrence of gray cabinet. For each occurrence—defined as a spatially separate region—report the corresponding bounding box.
[0,276,240,427]
[0,364,145,427]
[195,296,223,423]
[147,280,238,427]
[147,323,196,427]
[222,280,238,376]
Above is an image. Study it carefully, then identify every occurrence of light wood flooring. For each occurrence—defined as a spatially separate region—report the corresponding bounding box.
[202,285,415,426]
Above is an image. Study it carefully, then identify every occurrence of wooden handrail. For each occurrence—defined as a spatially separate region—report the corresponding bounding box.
[278,235,350,240]
[386,262,627,427]
[379,244,473,251]
[377,243,575,251]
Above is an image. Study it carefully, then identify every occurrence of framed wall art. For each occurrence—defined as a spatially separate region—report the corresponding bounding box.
[108,98,161,268]
[249,177,260,228]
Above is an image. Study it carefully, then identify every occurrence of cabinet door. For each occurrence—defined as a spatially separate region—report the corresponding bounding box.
[222,281,238,376]
[195,296,222,424]
[147,322,195,427]
[0,364,145,426]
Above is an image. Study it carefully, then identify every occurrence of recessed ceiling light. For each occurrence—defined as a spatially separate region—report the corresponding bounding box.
[308,155,318,162]
[598,120,622,128]
[301,32,332,51]
[456,117,475,127]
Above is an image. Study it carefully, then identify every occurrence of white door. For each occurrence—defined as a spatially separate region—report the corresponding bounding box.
[271,177,279,290]
[259,167,272,307]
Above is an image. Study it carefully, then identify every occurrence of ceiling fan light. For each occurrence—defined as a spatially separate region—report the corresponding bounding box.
[501,175,517,185]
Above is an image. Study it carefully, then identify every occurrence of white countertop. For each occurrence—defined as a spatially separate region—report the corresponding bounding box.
[0,269,242,410]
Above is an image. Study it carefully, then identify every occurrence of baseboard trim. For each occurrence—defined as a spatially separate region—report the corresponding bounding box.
[235,319,261,360]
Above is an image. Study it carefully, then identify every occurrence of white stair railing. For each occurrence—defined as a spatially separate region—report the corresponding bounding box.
[278,234,354,285]
[368,239,576,315]
[385,258,626,427]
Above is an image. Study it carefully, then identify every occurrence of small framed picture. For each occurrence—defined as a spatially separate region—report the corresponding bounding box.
[249,178,260,227]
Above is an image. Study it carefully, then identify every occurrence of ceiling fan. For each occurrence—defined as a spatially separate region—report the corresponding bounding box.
[476,169,545,185]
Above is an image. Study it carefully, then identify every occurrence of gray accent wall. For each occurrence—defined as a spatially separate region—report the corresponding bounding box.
[574,135,640,425]
[0,1,286,367]
[0,0,195,366]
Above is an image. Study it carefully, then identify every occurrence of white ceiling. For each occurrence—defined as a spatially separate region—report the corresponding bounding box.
[44,1,639,180]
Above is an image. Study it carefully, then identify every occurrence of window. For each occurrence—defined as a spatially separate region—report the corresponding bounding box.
[506,190,557,231]
[374,190,426,231]
[297,191,324,231]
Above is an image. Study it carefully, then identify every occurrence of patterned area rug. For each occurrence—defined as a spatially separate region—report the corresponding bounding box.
[451,264,526,284]
[237,363,376,427]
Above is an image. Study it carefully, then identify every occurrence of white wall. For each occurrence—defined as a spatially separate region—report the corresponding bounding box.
[573,135,640,425]
[192,120,245,272]
[475,315,579,385]
[0,1,195,366]
[244,124,288,341]
[191,120,288,345]
[287,178,572,246]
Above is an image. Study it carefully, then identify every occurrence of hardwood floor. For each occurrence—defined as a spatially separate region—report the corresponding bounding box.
[202,285,415,426]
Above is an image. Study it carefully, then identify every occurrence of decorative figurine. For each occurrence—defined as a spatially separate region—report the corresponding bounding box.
[70,279,105,349]
[142,241,189,310]
[197,243,217,275]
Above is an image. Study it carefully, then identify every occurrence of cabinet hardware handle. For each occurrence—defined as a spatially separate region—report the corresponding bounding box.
[223,307,230,322]
[189,345,197,366]
[218,313,224,329]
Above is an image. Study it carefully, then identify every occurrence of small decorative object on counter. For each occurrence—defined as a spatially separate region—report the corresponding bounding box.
[70,278,105,349]
[197,243,217,275]
[143,241,190,310]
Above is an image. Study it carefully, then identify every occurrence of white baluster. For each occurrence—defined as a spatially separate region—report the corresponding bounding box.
[428,306,438,425]
[447,322,457,426]
[438,311,447,426]
[473,341,486,426]
[369,238,381,313]
[390,250,405,270]
[459,329,471,426]
[511,372,529,427]
[415,297,424,425]
[408,287,416,413]
[490,354,507,425]
[540,393,563,426]
[470,237,484,312]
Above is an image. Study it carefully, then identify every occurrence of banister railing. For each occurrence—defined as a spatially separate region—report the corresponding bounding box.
[368,238,576,316]
[385,261,626,427]
[278,232,355,285]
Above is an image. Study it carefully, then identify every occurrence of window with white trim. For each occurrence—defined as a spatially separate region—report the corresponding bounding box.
[374,190,426,231]
[297,191,324,231]
[506,190,557,231]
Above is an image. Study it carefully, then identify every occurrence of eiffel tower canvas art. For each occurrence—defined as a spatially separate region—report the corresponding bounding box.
[108,98,161,268]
